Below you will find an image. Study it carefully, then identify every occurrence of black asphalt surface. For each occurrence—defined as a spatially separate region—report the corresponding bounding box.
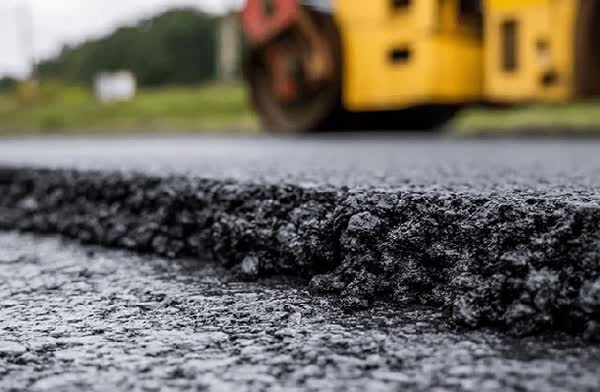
[1,231,599,392]
[1,135,600,390]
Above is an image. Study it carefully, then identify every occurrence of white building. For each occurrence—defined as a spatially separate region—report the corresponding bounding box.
[93,71,137,103]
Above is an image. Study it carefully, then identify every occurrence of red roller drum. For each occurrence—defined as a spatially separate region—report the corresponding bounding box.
[243,1,343,132]
[242,0,300,46]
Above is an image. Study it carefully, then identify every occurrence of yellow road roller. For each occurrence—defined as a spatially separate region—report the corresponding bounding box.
[241,0,600,132]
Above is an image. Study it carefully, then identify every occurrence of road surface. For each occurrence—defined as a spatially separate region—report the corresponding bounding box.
[1,231,599,392]
[0,135,600,391]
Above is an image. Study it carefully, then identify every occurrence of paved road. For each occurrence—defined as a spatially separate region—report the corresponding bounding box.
[0,135,600,193]
[1,232,599,392]
[1,135,600,391]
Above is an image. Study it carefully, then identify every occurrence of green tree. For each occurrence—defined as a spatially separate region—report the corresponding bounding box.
[0,77,18,92]
[35,8,219,87]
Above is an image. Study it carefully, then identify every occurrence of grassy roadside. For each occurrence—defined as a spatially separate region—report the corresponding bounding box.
[0,82,258,135]
[2,81,600,135]
[453,101,600,135]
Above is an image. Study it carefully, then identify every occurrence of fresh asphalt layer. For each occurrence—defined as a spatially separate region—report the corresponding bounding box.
[1,135,600,390]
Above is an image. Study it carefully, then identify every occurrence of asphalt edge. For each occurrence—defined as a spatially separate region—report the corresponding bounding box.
[1,166,600,339]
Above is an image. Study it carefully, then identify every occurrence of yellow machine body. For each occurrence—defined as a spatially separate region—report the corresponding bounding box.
[334,0,592,112]
[336,0,484,111]
[484,0,577,102]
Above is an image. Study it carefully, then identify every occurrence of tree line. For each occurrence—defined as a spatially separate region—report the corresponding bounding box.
[35,9,220,87]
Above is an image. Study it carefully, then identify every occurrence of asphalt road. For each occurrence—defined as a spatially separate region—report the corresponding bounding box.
[1,135,600,391]
[1,231,599,392]
[0,135,600,193]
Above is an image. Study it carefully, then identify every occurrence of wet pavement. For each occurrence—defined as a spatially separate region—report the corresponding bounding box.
[1,231,599,392]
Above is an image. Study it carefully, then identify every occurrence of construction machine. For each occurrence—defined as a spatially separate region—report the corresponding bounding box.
[241,0,600,132]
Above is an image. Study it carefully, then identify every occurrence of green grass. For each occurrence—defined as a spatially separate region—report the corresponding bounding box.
[2,81,600,135]
[453,101,600,135]
[0,82,258,135]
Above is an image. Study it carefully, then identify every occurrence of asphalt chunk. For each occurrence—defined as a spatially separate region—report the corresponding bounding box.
[1,163,600,339]
[1,136,600,339]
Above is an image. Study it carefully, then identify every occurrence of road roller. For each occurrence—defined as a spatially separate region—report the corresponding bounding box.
[241,0,600,132]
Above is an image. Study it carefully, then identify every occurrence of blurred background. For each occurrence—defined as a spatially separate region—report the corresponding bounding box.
[1,0,599,136]
[0,0,257,134]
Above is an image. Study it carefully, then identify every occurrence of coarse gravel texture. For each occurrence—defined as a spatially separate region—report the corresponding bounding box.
[0,136,600,339]
[1,231,600,392]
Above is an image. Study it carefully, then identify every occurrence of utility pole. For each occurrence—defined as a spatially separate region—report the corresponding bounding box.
[217,1,242,82]
[17,0,35,79]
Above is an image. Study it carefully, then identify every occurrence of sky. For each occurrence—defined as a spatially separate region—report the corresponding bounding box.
[0,0,241,78]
